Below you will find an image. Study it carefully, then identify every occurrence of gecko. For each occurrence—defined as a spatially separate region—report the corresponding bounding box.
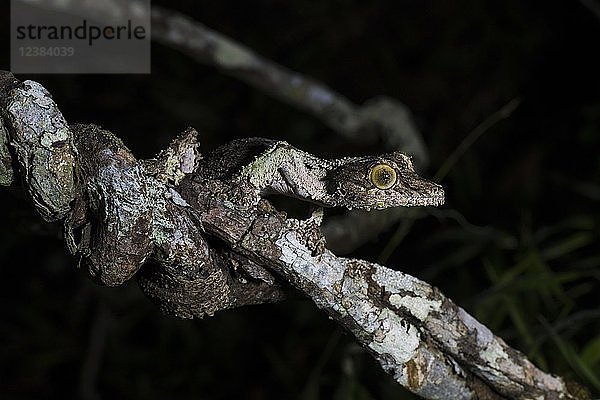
[135,136,444,318]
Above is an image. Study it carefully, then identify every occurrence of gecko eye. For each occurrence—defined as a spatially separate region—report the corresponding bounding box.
[369,163,397,190]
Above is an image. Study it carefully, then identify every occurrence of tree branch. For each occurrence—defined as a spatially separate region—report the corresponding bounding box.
[150,4,431,254]
[0,113,14,186]
[22,0,431,254]
[0,72,588,399]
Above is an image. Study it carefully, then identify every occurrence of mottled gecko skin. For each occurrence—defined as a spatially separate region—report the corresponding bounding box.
[195,138,444,210]
[137,137,444,319]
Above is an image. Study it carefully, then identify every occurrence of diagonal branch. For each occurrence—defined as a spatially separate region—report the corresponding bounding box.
[149,6,429,165]
[0,72,588,399]
[190,185,581,400]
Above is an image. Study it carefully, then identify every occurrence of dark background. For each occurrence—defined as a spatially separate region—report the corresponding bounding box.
[1,1,599,399]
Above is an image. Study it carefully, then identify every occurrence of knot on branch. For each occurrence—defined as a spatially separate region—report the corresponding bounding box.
[0,71,283,319]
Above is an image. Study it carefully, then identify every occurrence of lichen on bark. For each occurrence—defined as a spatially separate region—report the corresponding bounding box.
[0,70,591,400]
[0,77,76,221]
[0,115,13,186]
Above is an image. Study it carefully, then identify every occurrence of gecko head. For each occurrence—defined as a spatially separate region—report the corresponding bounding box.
[325,152,445,210]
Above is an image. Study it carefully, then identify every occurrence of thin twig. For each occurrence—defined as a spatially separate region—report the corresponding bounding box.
[435,98,521,182]
[580,0,600,23]
[80,304,113,400]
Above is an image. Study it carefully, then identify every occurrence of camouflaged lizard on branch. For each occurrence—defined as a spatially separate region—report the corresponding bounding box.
[2,74,587,399]
[137,135,444,318]
[193,138,443,210]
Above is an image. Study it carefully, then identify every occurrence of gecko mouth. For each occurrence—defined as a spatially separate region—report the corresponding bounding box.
[404,179,445,207]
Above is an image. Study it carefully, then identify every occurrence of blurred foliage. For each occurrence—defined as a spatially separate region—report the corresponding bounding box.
[0,0,599,399]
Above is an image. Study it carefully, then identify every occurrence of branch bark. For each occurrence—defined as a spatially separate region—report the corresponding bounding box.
[21,0,431,254]
[0,72,589,399]
[0,113,14,186]
[150,4,431,254]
